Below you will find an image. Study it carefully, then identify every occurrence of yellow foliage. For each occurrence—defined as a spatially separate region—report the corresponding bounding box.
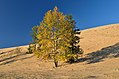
[32,7,82,66]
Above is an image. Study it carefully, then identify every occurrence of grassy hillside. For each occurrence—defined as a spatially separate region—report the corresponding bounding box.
[0,24,119,79]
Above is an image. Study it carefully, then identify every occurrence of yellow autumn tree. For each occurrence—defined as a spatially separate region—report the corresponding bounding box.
[32,7,83,67]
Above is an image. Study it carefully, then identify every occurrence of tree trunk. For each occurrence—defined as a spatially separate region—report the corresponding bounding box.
[54,61,58,67]
[54,59,58,67]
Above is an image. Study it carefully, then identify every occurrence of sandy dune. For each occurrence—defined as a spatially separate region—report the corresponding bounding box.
[0,24,119,79]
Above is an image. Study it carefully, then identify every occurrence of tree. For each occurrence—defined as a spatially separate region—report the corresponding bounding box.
[27,26,39,54]
[32,7,83,67]
[63,15,83,64]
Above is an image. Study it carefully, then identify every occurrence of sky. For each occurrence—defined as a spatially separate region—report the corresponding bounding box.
[0,0,119,48]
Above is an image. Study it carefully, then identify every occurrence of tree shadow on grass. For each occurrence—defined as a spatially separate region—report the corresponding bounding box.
[77,43,119,64]
[0,55,34,65]
[0,53,34,65]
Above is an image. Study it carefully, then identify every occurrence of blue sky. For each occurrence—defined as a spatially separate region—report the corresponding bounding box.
[0,0,119,48]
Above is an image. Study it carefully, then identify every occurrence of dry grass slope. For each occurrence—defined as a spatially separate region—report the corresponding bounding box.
[0,24,119,79]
